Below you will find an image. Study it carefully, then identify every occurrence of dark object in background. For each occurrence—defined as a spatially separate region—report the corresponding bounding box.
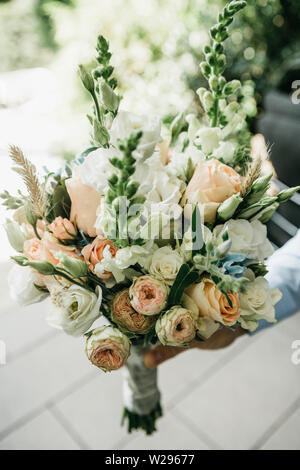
[256,90,300,189]
[267,179,300,248]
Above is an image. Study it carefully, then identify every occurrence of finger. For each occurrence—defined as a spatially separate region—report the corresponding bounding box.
[144,344,186,369]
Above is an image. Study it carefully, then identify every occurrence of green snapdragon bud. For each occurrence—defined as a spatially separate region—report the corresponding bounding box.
[98,78,120,113]
[93,119,109,147]
[78,65,94,93]
[223,79,241,96]
[217,193,243,221]
[56,253,88,278]
[277,186,300,203]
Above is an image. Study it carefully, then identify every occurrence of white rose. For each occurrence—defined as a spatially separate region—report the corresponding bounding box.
[47,285,102,337]
[194,127,222,154]
[148,246,184,285]
[78,147,116,194]
[110,111,161,160]
[239,275,282,332]
[213,219,274,262]
[213,141,236,164]
[4,219,29,252]
[8,265,48,306]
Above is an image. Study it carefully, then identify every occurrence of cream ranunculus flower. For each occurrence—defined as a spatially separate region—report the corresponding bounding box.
[8,264,48,306]
[147,246,184,285]
[155,306,195,346]
[183,159,241,223]
[85,325,131,372]
[186,278,241,327]
[110,111,161,160]
[239,274,282,332]
[129,275,168,316]
[47,285,102,337]
[66,176,102,237]
[213,219,274,262]
[111,289,157,334]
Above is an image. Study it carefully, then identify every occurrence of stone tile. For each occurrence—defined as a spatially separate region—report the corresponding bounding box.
[0,332,96,434]
[0,410,80,450]
[261,405,300,450]
[173,328,300,450]
[121,411,211,450]
[54,372,126,450]
[0,298,56,360]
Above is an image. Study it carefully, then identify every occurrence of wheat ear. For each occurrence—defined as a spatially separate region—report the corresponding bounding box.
[9,145,46,219]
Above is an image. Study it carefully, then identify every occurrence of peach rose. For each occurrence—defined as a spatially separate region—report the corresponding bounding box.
[81,236,118,279]
[184,159,241,222]
[129,275,168,316]
[24,237,58,265]
[66,176,102,237]
[186,278,241,327]
[24,232,82,267]
[111,289,157,334]
[48,216,76,241]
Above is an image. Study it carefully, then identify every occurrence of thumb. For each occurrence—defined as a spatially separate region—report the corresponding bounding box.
[144,344,186,369]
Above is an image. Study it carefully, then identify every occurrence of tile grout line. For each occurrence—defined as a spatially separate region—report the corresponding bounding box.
[166,334,257,412]
[7,330,59,364]
[250,394,300,450]
[170,407,223,450]
[47,402,91,450]
[0,370,96,442]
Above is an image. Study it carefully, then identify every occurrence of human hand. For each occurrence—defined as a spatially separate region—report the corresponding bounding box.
[144,325,245,369]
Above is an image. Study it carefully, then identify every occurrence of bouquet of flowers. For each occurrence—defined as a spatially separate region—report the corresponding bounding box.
[2,0,299,434]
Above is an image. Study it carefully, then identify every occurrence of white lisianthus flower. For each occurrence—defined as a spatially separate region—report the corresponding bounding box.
[213,219,274,262]
[147,246,184,285]
[8,265,48,306]
[47,285,102,337]
[239,273,282,332]
[85,325,131,372]
[194,127,222,154]
[4,219,29,252]
[110,111,161,160]
[155,306,195,346]
[213,141,236,164]
[78,147,116,194]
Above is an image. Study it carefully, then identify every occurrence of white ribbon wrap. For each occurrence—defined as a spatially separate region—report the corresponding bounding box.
[122,344,160,415]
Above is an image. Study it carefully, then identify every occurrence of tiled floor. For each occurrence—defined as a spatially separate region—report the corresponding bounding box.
[0,262,300,450]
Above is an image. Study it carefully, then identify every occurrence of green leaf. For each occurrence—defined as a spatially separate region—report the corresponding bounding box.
[168,264,199,306]
[52,180,71,219]
[191,205,204,255]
